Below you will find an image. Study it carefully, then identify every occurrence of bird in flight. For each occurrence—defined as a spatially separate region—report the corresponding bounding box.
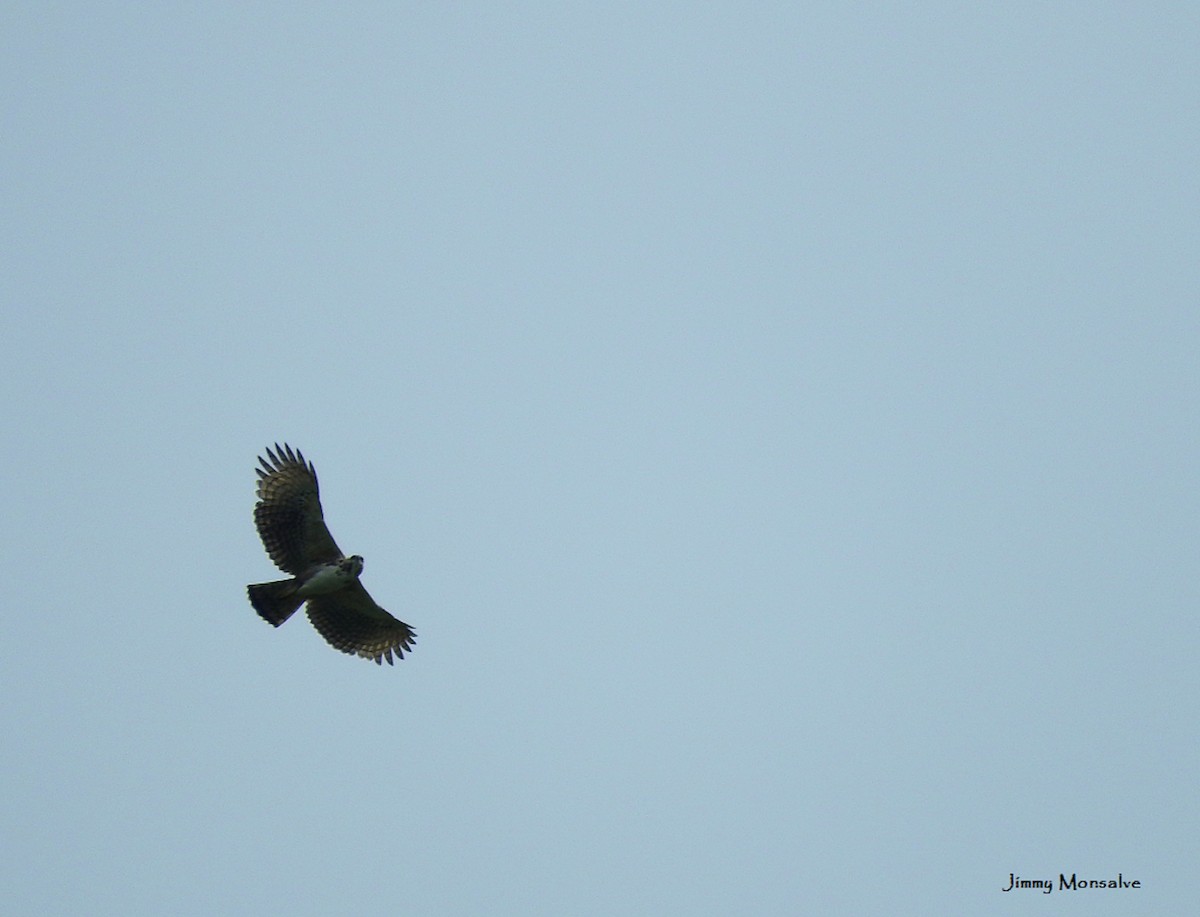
[247,444,415,665]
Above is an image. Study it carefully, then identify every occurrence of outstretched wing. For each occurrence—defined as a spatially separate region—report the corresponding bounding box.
[305,581,416,665]
[254,443,343,574]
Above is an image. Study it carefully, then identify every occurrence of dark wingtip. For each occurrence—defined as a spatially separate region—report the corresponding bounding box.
[257,443,314,473]
[259,442,316,479]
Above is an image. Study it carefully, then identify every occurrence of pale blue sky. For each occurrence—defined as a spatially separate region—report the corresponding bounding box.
[2,4,1196,915]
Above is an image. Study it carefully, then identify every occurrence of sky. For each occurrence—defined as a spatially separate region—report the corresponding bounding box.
[1,3,1197,915]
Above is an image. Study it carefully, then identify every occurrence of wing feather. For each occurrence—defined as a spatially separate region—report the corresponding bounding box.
[253,443,343,574]
[305,581,416,665]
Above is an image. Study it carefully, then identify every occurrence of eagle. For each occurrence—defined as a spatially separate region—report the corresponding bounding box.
[247,444,415,665]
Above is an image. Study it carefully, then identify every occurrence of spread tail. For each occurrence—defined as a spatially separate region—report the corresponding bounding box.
[247,579,304,627]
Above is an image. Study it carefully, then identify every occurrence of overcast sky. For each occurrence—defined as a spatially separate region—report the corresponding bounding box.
[2,4,1196,915]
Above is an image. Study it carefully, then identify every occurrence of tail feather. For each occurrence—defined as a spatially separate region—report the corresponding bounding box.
[247,579,304,627]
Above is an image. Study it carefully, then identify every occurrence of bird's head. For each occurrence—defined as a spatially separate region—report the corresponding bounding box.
[347,554,365,576]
